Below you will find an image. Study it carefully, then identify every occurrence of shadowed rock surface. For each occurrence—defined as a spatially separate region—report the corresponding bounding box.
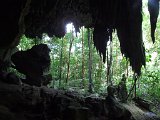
[0,80,159,120]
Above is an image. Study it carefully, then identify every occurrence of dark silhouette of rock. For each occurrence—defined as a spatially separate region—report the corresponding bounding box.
[11,44,51,86]
[0,47,18,71]
[117,74,128,103]
[133,97,151,111]
[42,74,52,86]
[0,71,21,85]
[0,105,15,120]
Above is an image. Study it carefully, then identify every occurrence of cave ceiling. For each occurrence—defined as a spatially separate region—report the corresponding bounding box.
[0,0,159,75]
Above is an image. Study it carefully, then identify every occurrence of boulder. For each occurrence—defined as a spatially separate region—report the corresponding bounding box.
[11,44,51,86]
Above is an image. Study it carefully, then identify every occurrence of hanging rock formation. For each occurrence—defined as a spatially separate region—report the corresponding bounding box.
[0,0,160,74]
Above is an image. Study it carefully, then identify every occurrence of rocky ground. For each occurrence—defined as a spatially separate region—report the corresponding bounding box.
[0,80,160,120]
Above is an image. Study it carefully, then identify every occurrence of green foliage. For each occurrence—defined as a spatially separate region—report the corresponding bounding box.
[138,69,160,101]
[18,35,39,50]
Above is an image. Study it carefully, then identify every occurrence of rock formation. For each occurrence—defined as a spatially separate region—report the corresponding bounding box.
[11,44,51,86]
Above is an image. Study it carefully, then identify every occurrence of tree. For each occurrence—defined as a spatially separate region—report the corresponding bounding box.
[88,28,93,93]
[59,38,64,87]
[106,41,113,85]
[81,27,85,88]
[66,25,74,84]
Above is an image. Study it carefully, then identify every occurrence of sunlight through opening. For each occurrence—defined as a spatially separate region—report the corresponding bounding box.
[65,22,80,37]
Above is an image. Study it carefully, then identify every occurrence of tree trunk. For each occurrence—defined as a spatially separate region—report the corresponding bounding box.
[59,39,63,87]
[106,41,113,85]
[81,27,85,88]
[88,28,93,93]
[66,26,74,84]
[126,59,129,77]
[99,58,103,82]
[110,41,113,82]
